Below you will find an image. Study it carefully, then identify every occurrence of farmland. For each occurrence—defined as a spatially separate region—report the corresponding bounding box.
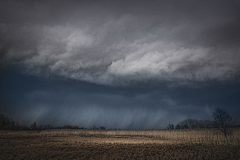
[0,128,240,159]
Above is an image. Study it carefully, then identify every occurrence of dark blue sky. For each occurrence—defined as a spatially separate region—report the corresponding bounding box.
[1,68,239,129]
[0,0,240,129]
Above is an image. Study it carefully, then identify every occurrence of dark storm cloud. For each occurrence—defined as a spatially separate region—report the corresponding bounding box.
[0,72,240,129]
[1,0,240,86]
[1,71,239,129]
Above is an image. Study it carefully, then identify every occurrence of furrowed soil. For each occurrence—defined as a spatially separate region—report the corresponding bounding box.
[0,134,240,160]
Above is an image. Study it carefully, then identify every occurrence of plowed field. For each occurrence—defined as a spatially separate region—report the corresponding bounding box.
[0,134,239,159]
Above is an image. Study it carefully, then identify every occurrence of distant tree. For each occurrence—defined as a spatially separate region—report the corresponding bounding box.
[63,125,73,129]
[1,116,16,129]
[212,107,236,138]
[175,124,180,129]
[167,124,174,129]
[198,120,214,128]
[30,122,37,130]
[99,126,105,130]
[175,119,214,129]
[72,126,79,129]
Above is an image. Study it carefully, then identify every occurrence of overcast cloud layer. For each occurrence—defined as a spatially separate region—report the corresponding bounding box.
[1,0,240,86]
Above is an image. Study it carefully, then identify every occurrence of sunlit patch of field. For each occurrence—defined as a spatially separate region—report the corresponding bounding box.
[0,129,240,159]
[55,136,179,145]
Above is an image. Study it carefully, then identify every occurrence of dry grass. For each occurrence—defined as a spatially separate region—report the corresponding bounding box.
[2,128,239,145]
[0,128,240,159]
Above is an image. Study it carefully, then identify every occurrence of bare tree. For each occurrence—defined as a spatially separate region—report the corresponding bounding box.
[167,124,174,129]
[212,107,236,138]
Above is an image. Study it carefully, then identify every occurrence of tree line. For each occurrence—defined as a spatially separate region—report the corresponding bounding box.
[1,107,238,138]
[167,107,239,138]
[0,114,106,131]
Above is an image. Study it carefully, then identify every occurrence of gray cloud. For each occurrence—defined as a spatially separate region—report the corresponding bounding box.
[1,0,240,86]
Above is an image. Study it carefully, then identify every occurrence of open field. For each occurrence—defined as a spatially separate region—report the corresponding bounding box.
[0,128,240,159]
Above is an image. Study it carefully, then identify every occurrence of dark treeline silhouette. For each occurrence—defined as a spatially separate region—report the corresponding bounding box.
[0,113,105,131]
[167,124,174,129]
[0,114,19,130]
[1,107,239,132]
[169,119,239,130]
[174,119,214,129]
[89,125,106,130]
[167,107,240,139]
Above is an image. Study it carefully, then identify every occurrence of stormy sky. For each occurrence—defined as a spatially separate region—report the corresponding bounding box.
[0,0,240,129]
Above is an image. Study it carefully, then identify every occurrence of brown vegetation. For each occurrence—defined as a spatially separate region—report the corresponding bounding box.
[0,128,240,159]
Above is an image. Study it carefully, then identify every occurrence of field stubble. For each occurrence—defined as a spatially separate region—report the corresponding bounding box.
[0,128,240,159]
